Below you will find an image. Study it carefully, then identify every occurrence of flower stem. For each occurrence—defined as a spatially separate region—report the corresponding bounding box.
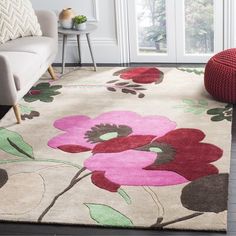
[0,158,82,169]
[38,167,91,222]
[153,212,204,228]
[143,186,164,221]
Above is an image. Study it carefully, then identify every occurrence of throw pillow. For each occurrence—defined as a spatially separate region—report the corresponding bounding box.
[0,0,42,44]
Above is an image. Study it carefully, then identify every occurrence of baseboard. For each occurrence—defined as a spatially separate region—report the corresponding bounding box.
[52,63,206,68]
[52,63,126,67]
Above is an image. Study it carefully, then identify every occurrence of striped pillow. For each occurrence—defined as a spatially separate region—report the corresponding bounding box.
[0,0,42,44]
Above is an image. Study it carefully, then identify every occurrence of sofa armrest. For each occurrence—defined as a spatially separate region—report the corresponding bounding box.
[0,55,17,105]
[35,10,58,41]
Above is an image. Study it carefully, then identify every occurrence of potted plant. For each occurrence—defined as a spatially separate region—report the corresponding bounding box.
[73,15,87,31]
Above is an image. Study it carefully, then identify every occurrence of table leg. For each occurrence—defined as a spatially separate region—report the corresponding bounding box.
[62,34,68,74]
[77,35,82,66]
[86,33,97,71]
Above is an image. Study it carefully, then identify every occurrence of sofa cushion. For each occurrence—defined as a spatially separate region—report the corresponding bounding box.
[0,0,42,44]
[0,51,42,91]
[0,36,56,61]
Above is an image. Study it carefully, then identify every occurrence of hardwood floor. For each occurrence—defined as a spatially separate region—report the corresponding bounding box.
[0,106,10,120]
[0,67,235,235]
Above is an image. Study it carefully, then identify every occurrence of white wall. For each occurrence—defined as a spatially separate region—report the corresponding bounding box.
[31,0,235,64]
[31,0,122,64]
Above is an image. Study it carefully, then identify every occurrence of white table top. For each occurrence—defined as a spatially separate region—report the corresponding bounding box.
[58,24,97,35]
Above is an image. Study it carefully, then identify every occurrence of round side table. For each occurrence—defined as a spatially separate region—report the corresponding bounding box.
[58,24,97,74]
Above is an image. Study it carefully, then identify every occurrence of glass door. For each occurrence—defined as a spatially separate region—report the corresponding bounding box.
[128,0,224,63]
[176,0,223,62]
[128,0,176,62]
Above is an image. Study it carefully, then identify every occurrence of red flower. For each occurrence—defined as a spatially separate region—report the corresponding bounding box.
[85,128,223,192]
[114,67,164,84]
[144,129,223,181]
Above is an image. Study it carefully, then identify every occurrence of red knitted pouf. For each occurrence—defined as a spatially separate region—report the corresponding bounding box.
[204,48,236,103]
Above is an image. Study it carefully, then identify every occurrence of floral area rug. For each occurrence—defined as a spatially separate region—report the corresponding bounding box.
[0,67,232,231]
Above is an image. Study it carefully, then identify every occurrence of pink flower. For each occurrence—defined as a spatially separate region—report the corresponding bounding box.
[48,111,222,193]
[84,150,188,192]
[48,111,176,153]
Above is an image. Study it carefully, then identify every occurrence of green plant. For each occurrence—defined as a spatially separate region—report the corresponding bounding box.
[73,15,87,24]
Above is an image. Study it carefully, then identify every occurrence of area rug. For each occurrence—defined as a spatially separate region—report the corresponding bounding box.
[0,67,232,232]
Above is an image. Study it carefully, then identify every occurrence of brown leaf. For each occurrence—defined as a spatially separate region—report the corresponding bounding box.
[181,174,229,213]
[126,84,142,88]
[122,89,137,95]
[107,87,116,92]
[107,80,119,84]
[115,82,130,86]
[0,169,8,188]
[134,88,147,91]
[138,93,145,98]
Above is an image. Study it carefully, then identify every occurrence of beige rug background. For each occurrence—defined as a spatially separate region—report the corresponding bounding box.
[0,67,232,231]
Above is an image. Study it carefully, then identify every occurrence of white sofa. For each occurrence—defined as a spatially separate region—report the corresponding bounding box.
[0,10,58,124]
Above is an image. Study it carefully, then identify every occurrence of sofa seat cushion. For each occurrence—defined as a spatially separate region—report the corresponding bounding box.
[0,51,42,91]
[0,36,56,61]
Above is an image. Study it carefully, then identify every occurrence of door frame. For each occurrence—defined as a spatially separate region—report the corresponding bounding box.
[115,0,232,64]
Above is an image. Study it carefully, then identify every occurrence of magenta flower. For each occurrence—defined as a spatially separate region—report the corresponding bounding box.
[48,111,176,153]
[84,150,188,192]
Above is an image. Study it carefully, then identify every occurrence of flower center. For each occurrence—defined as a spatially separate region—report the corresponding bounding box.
[85,124,132,144]
[137,142,175,165]
[100,132,119,141]
[149,147,163,153]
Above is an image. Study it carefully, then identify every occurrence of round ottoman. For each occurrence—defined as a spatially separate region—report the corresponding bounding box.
[204,48,236,103]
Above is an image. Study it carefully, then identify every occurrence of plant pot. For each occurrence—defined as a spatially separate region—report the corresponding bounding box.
[59,8,75,29]
[75,22,87,31]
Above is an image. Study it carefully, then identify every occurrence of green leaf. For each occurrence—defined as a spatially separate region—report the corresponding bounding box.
[85,203,133,227]
[225,104,233,109]
[182,99,195,105]
[40,96,54,103]
[194,108,206,115]
[19,104,33,115]
[173,105,185,109]
[118,188,132,205]
[35,83,50,89]
[198,99,208,106]
[0,128,34,159]
[177,67,204,75]
[24,97,38,103]
[184,108,196,113]
[207,108,225,115]
[211,115,224,122]
[48,85,62,90]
